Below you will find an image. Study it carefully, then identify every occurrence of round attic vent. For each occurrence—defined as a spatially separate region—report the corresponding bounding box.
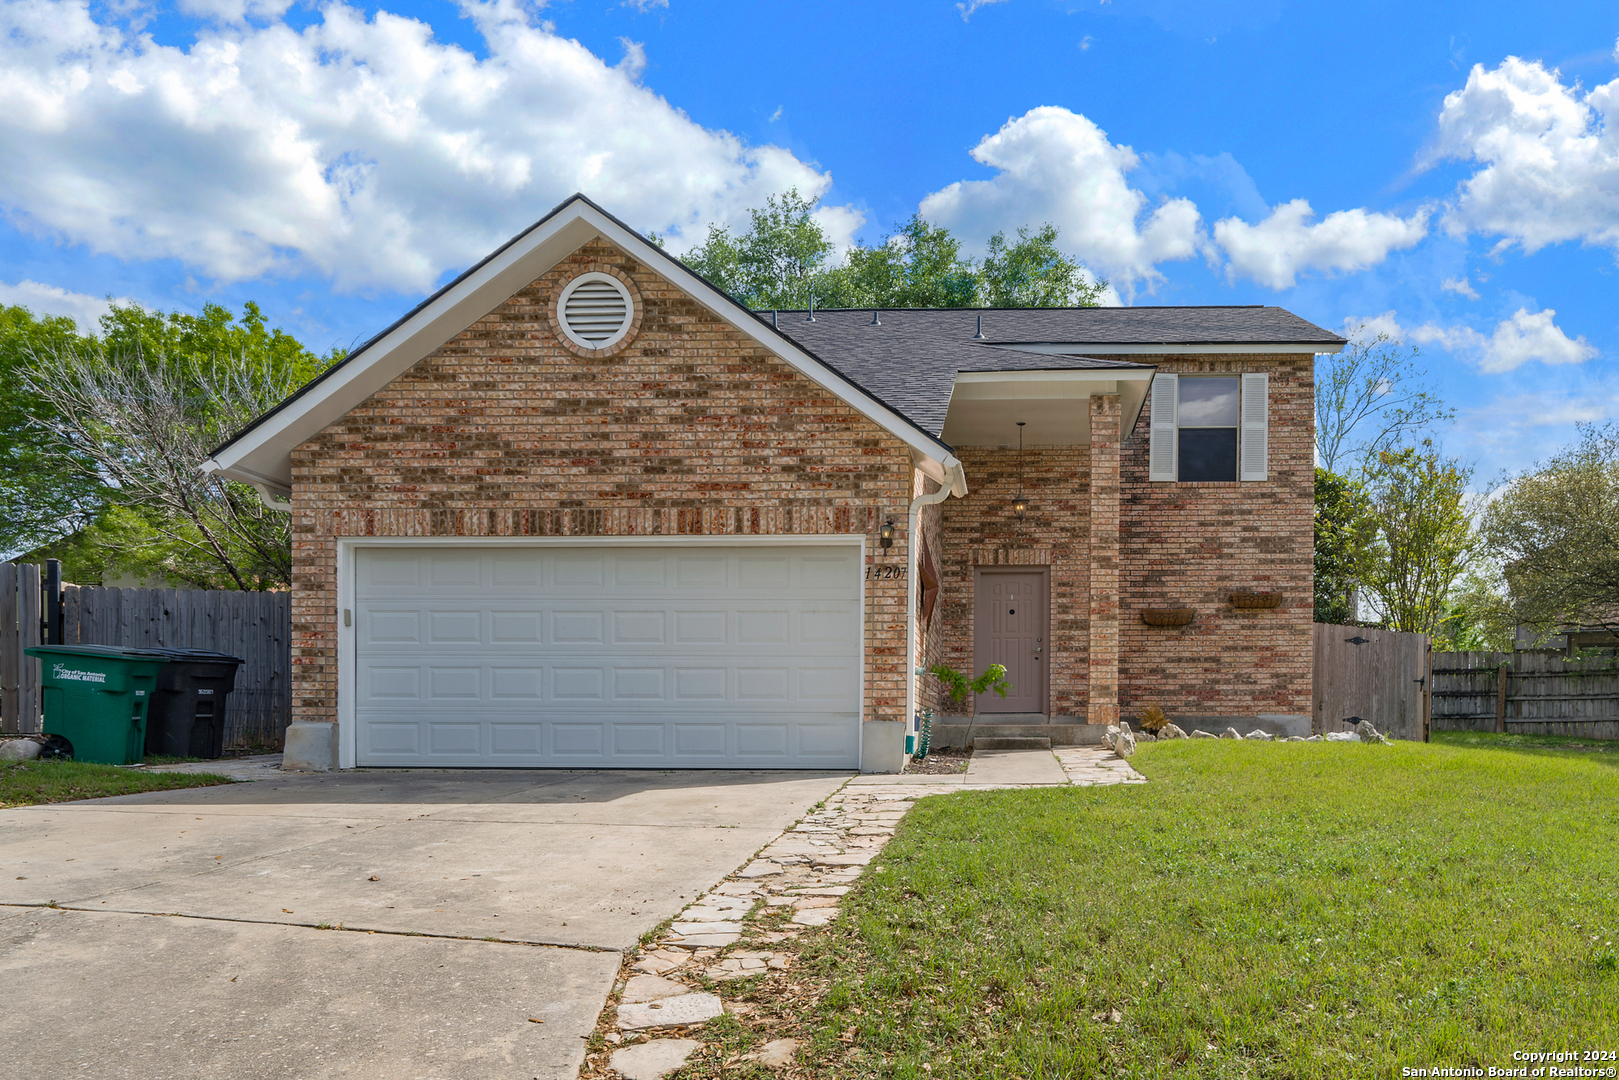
[557,272,634,350]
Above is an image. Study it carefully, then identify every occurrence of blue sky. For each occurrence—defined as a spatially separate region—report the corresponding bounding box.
[1,0,1616,480]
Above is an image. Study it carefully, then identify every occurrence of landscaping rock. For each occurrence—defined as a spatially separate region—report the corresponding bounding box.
[0,738,42,761]
[1114,725,1136,759]
[1102,724,1119,750]
[1190,730,1217,739]
[1324,731,1357,742]
[609,1038,702,1080]
[1244,729,1272,741]
[1159,723,1187,739]
[747,1038,801,1067]
[1137,732,1157,741]
[617,992,725,1031]
[1357,720,1392,744]
[1220,727,1243,739]
[1305,734,1324,742]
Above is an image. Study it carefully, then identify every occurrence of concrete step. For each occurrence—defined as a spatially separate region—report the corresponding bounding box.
[972,736,1051,751]
[928,723,1106,749]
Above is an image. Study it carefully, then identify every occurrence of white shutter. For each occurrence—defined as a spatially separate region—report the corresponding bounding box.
[1240,372,1268,481]
[1148,373,1177,482]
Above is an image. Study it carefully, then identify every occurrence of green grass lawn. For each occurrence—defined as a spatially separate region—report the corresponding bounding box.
[0,759,234,807]
[795,737,1619,1079]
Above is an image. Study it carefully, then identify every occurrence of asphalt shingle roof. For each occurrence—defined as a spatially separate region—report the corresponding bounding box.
[757,306,1341,439]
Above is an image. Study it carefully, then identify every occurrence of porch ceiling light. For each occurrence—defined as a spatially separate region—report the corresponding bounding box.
[1012,421,1029,520]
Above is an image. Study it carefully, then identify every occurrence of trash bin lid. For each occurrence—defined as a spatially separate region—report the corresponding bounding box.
[142,648,244,664]
[24,644,171,660]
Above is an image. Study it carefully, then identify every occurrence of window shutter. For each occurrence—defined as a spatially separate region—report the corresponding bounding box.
[1240,372,1268,481]
[1148,373,1177,481]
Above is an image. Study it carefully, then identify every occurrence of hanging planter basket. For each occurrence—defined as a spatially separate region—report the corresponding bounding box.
[1230,592,1283,610]
[1141,608,1195,627]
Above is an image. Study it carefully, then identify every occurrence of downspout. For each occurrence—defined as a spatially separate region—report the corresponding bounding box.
[906,460,967,758]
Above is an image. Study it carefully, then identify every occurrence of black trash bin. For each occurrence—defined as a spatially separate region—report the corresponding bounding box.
[143,649,244,759]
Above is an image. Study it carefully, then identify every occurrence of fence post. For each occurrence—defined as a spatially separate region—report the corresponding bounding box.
[1,562,16,734]
[1495,660,1509,734]
[1424,642,1432,743]
[44,559,62,645]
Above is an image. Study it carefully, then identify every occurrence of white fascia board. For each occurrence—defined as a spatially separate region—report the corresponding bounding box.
[209,198,959,490]
[984,342,1345,356]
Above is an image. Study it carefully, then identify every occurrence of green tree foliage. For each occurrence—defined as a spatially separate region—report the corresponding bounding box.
[0,307,107,555]
[1480,424,1619,638]
[1356,442,1478,635]
[4,301,337,588]
[1315,329,1452,474]
[679,189,1106,310]
[1313,467,1373,623]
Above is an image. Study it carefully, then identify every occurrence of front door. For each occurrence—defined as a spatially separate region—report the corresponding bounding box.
[972,569,1047,714]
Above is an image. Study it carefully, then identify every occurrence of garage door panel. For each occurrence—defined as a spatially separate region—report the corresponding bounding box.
[355,545,860,768]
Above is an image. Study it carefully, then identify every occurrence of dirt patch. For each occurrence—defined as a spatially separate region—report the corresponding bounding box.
[903,748,970,775]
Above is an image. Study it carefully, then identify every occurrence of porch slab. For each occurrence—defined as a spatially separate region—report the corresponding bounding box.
[962,749,1070,786]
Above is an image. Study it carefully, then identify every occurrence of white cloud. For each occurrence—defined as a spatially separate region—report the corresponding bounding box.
[175,0,294,24]
[956,0,1010,21]
[622,0,668,11]
[0,0,856,293]
[919,107,1204,295]
[1441,275,1480,299]
[0,279,133,331]
[1212,199,1429,289]
[1434,56,1619,255]
[1344,307,1596,374]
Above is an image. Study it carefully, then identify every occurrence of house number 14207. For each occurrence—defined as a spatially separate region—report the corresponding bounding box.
[866,565,907,580]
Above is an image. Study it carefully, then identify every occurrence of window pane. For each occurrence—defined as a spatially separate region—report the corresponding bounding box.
[1178,376,1240,427]
[1179,428,1238,482]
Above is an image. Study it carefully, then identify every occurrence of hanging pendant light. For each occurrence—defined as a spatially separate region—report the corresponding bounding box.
[1012,421,1029,520]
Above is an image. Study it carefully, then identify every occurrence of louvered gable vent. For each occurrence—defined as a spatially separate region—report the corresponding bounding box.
[558,273,633,349]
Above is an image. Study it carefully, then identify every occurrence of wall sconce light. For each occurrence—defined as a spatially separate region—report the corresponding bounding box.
[879,519,896,549]
[1012,421,1029,521]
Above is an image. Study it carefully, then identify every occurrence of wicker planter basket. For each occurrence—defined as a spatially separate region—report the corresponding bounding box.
[1141,608,1195,627]
[1230,592,1283,609]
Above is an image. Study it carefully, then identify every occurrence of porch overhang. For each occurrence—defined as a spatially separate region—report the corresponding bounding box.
[939,367,1155,446]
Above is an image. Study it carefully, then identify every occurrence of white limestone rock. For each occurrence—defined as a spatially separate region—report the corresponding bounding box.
[0,738,42,761]
[1159,723,1187,740]
[1190,730,1218,740]
[1324,731,1358,742]
[609,1038,702,1080]
[1220,727,1243,739]
[1244,729,1273,741]
[1305,734,1324,742]
[617,992,725,1031]
[1357,719,1392,744]
[1114,725,1137,759]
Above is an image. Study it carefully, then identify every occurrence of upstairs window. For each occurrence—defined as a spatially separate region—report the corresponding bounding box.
[1148,372,1268,482]
[1176,376,1240,481]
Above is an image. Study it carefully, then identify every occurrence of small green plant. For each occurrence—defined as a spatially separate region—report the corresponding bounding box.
[927,662,1013,703]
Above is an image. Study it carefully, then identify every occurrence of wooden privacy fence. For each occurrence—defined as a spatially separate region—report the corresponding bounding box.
[1,564,291,749]
[1312,623,1430,741]
[1431,651,1619,740]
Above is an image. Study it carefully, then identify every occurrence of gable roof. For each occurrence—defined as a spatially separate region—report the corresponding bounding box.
[204,194,1344,502]
[202,194,969,500]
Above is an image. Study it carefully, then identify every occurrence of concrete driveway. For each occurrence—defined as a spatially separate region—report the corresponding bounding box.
[0,767,849,1080]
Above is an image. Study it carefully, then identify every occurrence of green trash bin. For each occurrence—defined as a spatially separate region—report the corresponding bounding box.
[25,645,171,765]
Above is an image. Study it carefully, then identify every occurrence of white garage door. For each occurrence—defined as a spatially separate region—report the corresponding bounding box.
[353,544,862,768]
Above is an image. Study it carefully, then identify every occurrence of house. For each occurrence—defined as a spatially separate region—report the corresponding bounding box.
[204,194,1343,772]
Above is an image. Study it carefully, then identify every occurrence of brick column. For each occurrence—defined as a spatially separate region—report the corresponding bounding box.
[1087,394,1121,726]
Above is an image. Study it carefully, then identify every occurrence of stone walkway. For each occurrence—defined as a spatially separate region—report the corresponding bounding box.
[590,748,1144,1079]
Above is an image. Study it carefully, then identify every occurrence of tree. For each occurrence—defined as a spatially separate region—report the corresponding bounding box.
[980,224,1107,307]
[22,340,308,589]
[1313,467,1373,623]
[678,189,1105,311]
[1315,329,1452,473]
[1355,441,1477,635]
[1480,424,1619,638]
[0,306,108,556]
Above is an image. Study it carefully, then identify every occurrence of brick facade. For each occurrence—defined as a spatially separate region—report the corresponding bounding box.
[287,239,917,728]
[926,357,1312,726]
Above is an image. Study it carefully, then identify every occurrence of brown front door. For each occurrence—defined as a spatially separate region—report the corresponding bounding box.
[973,569,1048,714]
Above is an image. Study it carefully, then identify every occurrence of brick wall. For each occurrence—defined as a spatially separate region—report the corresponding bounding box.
[933,445,1092,717]
[288,239,917,727]
[1113,354,1315,719]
